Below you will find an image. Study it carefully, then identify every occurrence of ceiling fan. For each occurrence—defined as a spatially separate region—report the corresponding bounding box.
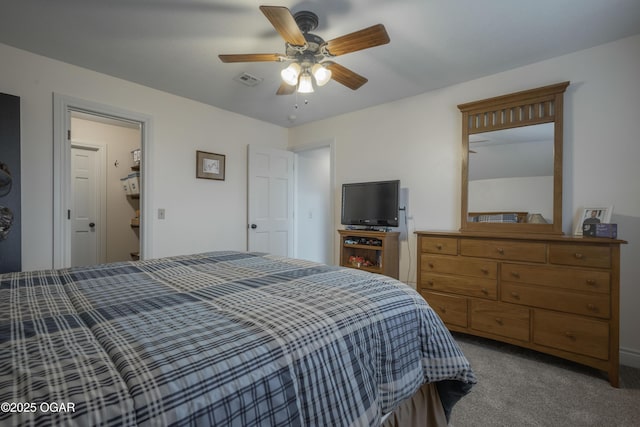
[219,5,390,95]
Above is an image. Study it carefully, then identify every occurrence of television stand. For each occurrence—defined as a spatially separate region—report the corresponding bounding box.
[338,229,399,279]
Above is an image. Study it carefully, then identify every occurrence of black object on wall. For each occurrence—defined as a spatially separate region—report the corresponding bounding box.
[0,93,21,273]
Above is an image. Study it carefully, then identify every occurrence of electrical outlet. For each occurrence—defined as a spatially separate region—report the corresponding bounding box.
[158,208,165,220]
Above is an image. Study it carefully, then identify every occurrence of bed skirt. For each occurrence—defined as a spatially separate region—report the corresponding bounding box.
[382,382,448,427]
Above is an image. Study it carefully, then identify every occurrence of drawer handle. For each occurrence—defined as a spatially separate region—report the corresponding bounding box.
[510,292,520,300]
[574,253,584,259]
[565,331,576,340]
[428,262,434,269]
[494,318,504,325]
[427,280,434,287]
[510,271,520,278]
[497,247,505,255]
[439,306,447,314]
[587,304,597,311]
[480,267,489,274]
[585,279,596,287]
[436,244,443,250]
[481,288,489,295]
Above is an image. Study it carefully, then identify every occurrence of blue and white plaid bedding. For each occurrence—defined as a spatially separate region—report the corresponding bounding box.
[0,251,475,426]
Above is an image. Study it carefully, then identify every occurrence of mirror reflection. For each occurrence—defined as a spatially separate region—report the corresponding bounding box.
[467,123,554,223]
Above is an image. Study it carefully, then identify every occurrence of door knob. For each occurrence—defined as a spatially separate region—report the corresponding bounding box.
[89,222,96,228]
[250,224,257,229]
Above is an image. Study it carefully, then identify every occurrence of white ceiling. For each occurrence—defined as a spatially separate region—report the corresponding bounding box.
[2,1,639,128]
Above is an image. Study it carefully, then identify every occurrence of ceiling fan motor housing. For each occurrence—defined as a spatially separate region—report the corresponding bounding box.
[286,32,326,64]
[293,10,319,33]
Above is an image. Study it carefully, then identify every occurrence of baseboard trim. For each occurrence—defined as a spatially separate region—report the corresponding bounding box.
[620,346,640,368]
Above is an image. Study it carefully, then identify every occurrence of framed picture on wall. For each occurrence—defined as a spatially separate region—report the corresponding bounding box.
[196,151,225,181]
[573,205,613,235]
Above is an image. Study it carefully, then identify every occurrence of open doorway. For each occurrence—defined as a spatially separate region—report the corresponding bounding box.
[70,113,141,266]
[53,94,152,268]
[293,140,335,265]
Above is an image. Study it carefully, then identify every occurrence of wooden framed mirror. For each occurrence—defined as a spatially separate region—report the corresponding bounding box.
[458,82,569,234]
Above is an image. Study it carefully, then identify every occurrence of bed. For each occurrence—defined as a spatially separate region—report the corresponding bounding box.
[0,251,475,426]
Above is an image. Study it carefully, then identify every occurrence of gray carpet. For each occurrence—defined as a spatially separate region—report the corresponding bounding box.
[449,333,640,426]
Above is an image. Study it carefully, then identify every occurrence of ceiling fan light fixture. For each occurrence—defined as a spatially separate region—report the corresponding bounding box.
[281,62,301,86]
[312,63,331,86]
[220,6,391,95]
[297,71,314,93]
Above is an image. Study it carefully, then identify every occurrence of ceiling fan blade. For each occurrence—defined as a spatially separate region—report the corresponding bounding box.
[218,53,284,63]
[326,63,368,90]
[259,5,306,47]
[323,24,390,56]
[276,82,296,95]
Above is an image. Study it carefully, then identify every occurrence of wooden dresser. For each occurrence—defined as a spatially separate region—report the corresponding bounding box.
[416,231,626,386]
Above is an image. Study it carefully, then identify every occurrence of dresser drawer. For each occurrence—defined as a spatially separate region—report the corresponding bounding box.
[502,282,610,318]
[421,291,468,328]
[501,263,610,294]
[549,243,611,268]
[420,237,458,255]
[421,273,497,299]
[533,310,609,360]
[460,239,546,262]
[471,300,530,342]
[421,255,497,279]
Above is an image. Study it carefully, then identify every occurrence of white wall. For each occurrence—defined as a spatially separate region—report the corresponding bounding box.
[288,34,640,366]
[0,42,288,270]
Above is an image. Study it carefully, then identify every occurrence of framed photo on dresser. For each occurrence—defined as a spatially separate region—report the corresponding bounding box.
[573,205,613,235]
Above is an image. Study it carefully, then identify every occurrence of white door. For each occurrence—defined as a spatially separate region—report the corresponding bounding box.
[247,145,294,256]
[70,145,103,266]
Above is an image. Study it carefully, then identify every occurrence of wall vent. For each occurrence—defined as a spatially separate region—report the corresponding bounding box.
[233,72,263,87]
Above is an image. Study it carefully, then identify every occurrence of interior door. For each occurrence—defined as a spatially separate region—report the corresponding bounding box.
[70,145,102,266]
[247,145,294,256]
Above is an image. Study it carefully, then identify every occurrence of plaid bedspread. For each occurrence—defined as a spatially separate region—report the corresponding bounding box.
[0,251,475,426]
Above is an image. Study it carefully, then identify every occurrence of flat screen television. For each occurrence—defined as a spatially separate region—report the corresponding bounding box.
[341,180,400,227]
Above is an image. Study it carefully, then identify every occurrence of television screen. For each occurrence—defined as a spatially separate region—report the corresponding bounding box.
[341,180,400,227]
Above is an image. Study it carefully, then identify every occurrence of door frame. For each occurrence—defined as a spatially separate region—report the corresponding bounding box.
[70,142,107,265]
[53,93,153,268]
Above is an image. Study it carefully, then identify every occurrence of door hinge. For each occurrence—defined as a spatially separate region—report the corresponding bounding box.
[67,130,71,140]
[67,209,71,220]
